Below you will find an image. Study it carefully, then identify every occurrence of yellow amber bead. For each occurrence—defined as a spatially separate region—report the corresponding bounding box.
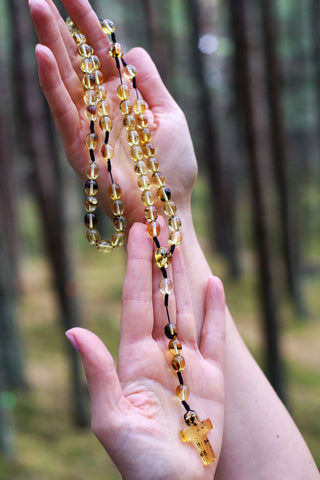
[164,201,177,216]
[101,143,114,159]
[86,229,100,245]
[158,186,171,202]
[172,355,185,372]
[151,171,165,187]
[169,231,182,246]
[160,278,173,295]
[134,160,148,176]
[78,43,93,58]
[111,231,126,247]
[109,42,123,58]
[127,130,140,146]
[137,175,151,191]
[85,133,98,150]
[85,105,98,121]
[73,32,86,45]
[165,323,177,339]
[130,145,143,161]
[100,18,115,35]
[146,157,159,172]
[133,99,147,114]
[97,101,110,116]
[124,64,137,80]
[94,70,104,86]
[84,89,97,106]
[84,212,98,229]
[154,247,172,268]
[176,384,189,401]
[147,221,160,238]
[99,116,112,132]
[139,128,152,144]
[141,190,154,206]
[113,216,127,231]
[168,216,181,231]
[86,162,99,179]
[91,55,101,70]
[111,199,124,216]
[119,100,132,115]
[95,86,106,101]
[85,180,98,196]
[81,58,95,74]
[82,74,96,89]
[168,339,182,355]
[108,183,121,200]
[66,16,77,31]
[144,205,158,221]
[117,84,130,100]
[84,196,98,212]
[136,113,148,129]
[123,115,136,131]
[97,241,114,254]
[142,142,155,158]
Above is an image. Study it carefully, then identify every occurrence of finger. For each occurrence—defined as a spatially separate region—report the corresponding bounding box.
[65,327,122,421]
[199,276,226,370]
[121,222,154,344]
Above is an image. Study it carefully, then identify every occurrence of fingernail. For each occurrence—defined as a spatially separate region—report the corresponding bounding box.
[65,332,79,351]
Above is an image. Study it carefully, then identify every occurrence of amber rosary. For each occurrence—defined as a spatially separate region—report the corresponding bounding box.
[66,15,215,466]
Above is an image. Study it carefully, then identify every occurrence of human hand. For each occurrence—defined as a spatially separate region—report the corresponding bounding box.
[28,0,198,227]
[66,223,225,479]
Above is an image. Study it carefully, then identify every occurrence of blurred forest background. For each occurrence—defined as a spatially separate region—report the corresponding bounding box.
[0,0,320,478]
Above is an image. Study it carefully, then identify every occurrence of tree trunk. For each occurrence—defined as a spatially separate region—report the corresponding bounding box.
[8,0,90,427]
[228,0,286,401]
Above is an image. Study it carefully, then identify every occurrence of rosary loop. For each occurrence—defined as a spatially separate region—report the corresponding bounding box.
[66,14,215,466]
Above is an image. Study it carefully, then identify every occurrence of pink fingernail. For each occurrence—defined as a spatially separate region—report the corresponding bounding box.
[65,332,79,351]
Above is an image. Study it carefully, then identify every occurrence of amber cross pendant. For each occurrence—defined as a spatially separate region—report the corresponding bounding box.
[180,411,216,466]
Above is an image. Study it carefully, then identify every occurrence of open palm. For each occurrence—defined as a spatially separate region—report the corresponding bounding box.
[28,0,198,226]
[67,223,225,479]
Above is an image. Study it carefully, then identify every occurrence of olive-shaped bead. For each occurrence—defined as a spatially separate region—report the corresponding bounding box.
[147,221,160,238]
[117,84,130,100]
[165,323,177,339]
[85,180,98,196]
[101,143,114,159]
[176,384,189,401]
[108,183,121,200]
[141,190,154,206]
[172,355,185,372]
[84,89,97,106]
[99,116,112,132]
[164,201,177,217]
[160,278,173,295]
[97,101,110,116]
[111,200,124,216]
[84,196,98,212]
[168,216,182,231]
[158,186,171,202]
[168,339,182,355]
[113,216,127,232]
[169,231,182,246]
[144,205,158,222]
[111,231,126,247]
[86,162,99,179]
[86,229,100,245]
[85,105,98,121]
[133,99,147,114]
[84,213,98,230]
[82,74,96,89]
[97,241,114,254]
[85,133,98,150]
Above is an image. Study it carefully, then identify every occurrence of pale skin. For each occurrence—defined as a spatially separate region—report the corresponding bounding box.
[27,0,320,478]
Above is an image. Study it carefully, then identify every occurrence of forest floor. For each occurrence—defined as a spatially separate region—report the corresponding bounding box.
[1,178,320,478]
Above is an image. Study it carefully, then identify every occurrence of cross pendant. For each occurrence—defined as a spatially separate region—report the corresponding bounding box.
[180,413,216,466]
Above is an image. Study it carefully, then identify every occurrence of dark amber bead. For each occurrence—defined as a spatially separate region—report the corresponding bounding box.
[134,160,148,176]
[147,221,160,238]
[97,101,110,116]
[108,183,121,200]
[139,128,151,144]
[123,115,136,131]
[172,355,185,372]
[117,84,130,100]
[169,231,182,246]
[154,247,172,268]
[146,157,159,172]
[81,58,95,74]
[165,323,177,339]
[82,74,96,89]
[86,229,100,245]
[84,196,98,212]
[111,200,124,216]
[184,410,198,426]
[109,42,123,58]
[151,172,165,187]
[141,190,154,206]
[86,162,99,179]
[111,231,125,247]
[133,99,147,114]
[78,43,93,58]
[135,113,148,129]
[164,201,177,217]
[84,89,97,106]
[100,18,115,35]
[85,105,97,121]
[168,339,182,355]
[158,186,171,202]
[144,205,158,221]
[84,212,98,229]
[168,216,181,231]
[127,130,140,146]
[113,216,127,231]
[176,384,189,401]
[101,143,114,159]
[120,100,132,115]
[137,175,151,191]
[85,133,98,150]
[85,180,98,196]
[159,278,173,295]
[99,116,112,132]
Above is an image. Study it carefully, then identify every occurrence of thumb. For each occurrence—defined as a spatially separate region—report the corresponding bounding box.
[65,327,122,425]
